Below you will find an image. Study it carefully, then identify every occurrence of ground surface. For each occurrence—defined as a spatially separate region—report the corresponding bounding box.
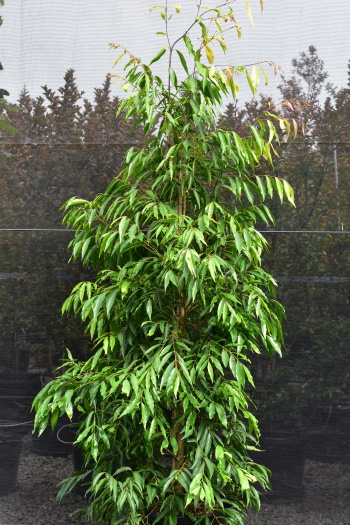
[247,458,350,524]
[0,433,349,525]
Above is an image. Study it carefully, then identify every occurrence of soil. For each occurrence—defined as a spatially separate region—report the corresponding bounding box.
[0,432,349,525]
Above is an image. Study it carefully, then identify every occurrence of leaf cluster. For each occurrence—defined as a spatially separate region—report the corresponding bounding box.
[33,2,298,524]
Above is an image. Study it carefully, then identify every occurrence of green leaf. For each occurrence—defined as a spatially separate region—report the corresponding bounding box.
[122,379,131,396]
[274,177,284,203]
[120,396,139,417]
[50,408,59,431]
[176,49,189,74]
[185,249,195,275]
[120,280,131,297]
[234,232,243,253]
[105,289,117,317]
[283,179,295,205]
[144,390,155,414]
[207,361,214,381]
[177,355,193,385]
[265,176,274,198]
[115,466,132,475]
[93,293,106,319]
[255,176,266,201]
[170,435,179,454]
[150,46,168,65]
[215,404,227,426]
[215,445,224,459]
[64,389,74,419]
[119,216,130,241]
[267,335,282,356]
[183,35,195,57]
[243,228,251,250]
[243,181,254,204]
[245,71,256,95]
[259,64,269,86]
[187,472,202,498]
[236,468,250,490]
[146,299,153,320]
[168,67,178,88]
[208,258,216,281]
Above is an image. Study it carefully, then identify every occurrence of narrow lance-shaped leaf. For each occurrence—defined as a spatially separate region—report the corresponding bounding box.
[149,45,168,65]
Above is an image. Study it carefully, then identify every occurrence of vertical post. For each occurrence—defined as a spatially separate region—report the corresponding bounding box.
[333,145,342,230]
[333,144,338,189]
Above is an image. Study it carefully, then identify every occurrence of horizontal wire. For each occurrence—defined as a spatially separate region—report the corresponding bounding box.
[1,142,144,146]
[0,228,74,232]
[260,230,350,234]
[0,421,33,427]
[0,229,349,234]
[1,141,350,146]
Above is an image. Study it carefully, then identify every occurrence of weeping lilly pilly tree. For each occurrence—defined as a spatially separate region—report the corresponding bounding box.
[33,1,304,524]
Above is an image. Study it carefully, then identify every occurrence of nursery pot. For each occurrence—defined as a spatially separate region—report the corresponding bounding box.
[148,516,206,525]
[0,373,40,495]
[309,398,350,431]
[306,428,350,464]
[0,420,29,495]
[147,513,225,524]
[253,427,306,503]
[32,415,75,457]
[0,372,41,422]
[305,400,350,464]
[0,372,41,398]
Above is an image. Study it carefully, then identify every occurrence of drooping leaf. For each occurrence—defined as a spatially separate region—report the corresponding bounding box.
[150,46,168,65]
[245,1,255,27]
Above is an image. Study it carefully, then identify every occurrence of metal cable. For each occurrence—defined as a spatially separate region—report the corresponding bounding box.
[0,421,33,427]
[56,423,75,444]
[0,228,350,234]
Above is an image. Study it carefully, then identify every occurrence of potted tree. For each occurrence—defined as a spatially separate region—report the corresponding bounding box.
[33,2,302,523]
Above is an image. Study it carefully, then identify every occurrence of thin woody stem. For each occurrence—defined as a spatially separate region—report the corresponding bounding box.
[171,167,187,472]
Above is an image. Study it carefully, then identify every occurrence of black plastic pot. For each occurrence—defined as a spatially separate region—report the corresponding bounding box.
[306,428,350,464]
[253,428,306,503]
[0,372,41,398]
[309,400,350,431]
[147,513,222,524]
[305,401,350,464]
[31,415,75,457]
[0,372,41,495]
[0,420,30,495]
[0,372,41,422]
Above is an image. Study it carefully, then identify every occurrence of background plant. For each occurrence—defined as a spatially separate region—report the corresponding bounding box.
[0,70,143,372]
[0,0,18,155]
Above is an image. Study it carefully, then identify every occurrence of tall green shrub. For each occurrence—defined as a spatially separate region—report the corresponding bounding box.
[34,2,302,523]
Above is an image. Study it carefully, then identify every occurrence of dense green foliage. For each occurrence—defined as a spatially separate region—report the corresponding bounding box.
[33,2,300,524]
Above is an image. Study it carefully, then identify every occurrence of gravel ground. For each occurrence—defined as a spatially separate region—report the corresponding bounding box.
[247,459,350,525]
[0,433,349,525]
[0,433,91,525]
